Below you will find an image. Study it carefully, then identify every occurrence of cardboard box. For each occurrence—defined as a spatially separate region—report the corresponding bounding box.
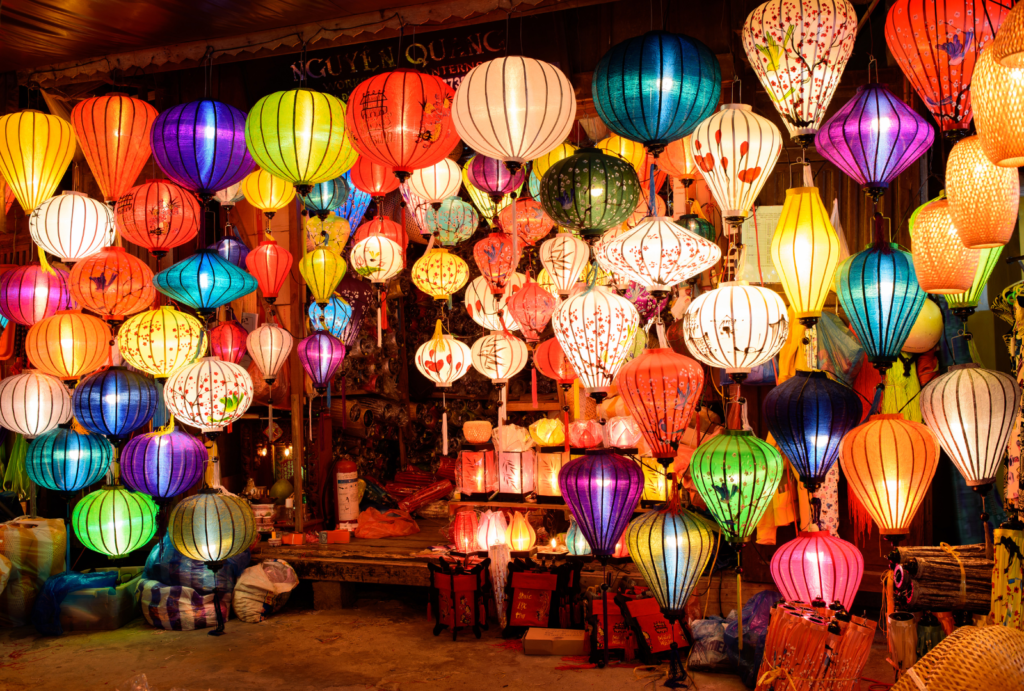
[320,529,351,544]
[523,627,588,656]
[282,533,304,545]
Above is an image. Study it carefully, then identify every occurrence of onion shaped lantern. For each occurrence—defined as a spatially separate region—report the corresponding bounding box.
[506,276,558,342]
[118,306,206,378]
[245,239,292,304]
[71,94,158,202]
[26,427,113,494]
[299,248,347,306]
[154,249,257,315]
[25,309,111,381]
[68,247,156,321]
[471,332,529,384]
[0,110,76,213]
[308,297,352,340]
[763,370,862,491]
[411,248,469,301]
[464,274,523,332]
[350,234,403,284]
[425,198,478,246]
[415,321,472,388]
[72,366,158,441]
[121,427,207,499]
[973,46,1024,166]
[336,171,372,227]
[210,320,248,364]
[473,232,521,295]
[407,159,462,206]
[911,199,980,294]
[466,155,526,203]
[240,169,296,218]
[559,450,644,558]
[566,518,592,555]
[350,155,399,200]
[297,332,346,394]
[29,192,113,262]
[115,179,200,258]
[603,216,721,295]
[246,323,293,384]
[0,371,72,438]
[498,198,554,246]
[534,337,577,387]
[539,148,641,237]
[300,177,349,220]
[164,357,253,434]
[533,142,577,180]
[539,232,590,297]
[0,264,75,327]
[73,485,159,558]
[770,531,864,609]
[945,135,1019,248]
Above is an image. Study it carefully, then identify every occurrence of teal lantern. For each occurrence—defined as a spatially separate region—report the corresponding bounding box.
[26,428,113,494]
[154,249,257,316]
[676,214,715,242]
[539,148,641,237]
[72,484,159,558]
[308,296,353,340]
[301,177,350,220]
[425,198,479,246]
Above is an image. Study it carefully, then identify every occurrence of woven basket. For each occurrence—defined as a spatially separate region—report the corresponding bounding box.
[892,625,1024,691]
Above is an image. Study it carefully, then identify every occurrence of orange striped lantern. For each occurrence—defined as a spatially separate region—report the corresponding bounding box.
[25,309,111,381]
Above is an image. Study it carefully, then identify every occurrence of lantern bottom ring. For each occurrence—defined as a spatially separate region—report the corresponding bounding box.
[970,481,994,495]
[951,306,977,322]
[792,132,815,149]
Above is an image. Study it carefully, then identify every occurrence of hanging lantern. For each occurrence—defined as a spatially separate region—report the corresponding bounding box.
[839,414,939,539]
[0,371,72,438]
[407,159,462,206]
[945,135,1019,248]
[462,166,517,222]
[349,156,399,201]
[350,234,403,283]
[151,100,255,197]
[308,297,353,340]
[470,332,529,383]
[240,169,296,218]
[627,189,667,228]
[506,512,538,551]
[920,364,1021,491]
[973,46,1024,166]
[72,366,158,441]
[534,337,578,387]
[498,198,555,247]
[26,427,113,493]
[335,275,372,348]
[770,531,864,609]
[476,510,508,549]
[657,137,700,180]
[25,309,111,381]
[473,232,521,295]
[692,430,783,543]
[559,450,644,558]
[506,276,558,342]
[466,155,526,203]
[676,214,715,242]
[300,177,349,221]
[618,348,704,461]
[297,332,346,394]
[352,217,407,255]
[210,321,248,364]
[168,488,255,565]
[566,519,592,555]
[0,264,75,327]
[73,485,159,558]
[336,170,372,227]
[29,192,113,262]
[904,299,944,353]
[911,199,980,294]
[597,134,647,173]
[763,371,862,491]
[298,248,347,306]
[681,282,789,382]
[210,227,251,268]
[425,198,479,246]
[402,185,440,236]
[246,323,293,384]
[68,246,155,322]
[245,239,293,304]
[305,212,348,255]
[552,284,639,401]
[121,427,207,499]
[603,216,720,295]
[154,249,257,315]
[164,357,253,434]
[452,56,576,171]
[743,0,858,145]
[415,321,471,388]
[0,110,76,213]
[885,0,1009,138]
[451,510,479,553]
[533,142,577,180]
[214,183,244,208]
[115,179,200,258]
[118,306,206,378]
[71,94,158,202]
[690,104,782,227]
[538,232,591,297]
[411,248,470,301]
[539,148,641,237]
[464,274,523,332]
[947,246,1002,320]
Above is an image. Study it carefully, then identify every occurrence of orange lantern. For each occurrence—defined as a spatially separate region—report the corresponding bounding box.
[349,155,399,201]
[497,199,555,247]
[68,246,156,321]
[911,199,980,294]
[114,179,200,259]
[945,135,1019,248]
[25,309,111,381]
[245,240,293,304]
[70,94,158,203]
[656,136,699,180]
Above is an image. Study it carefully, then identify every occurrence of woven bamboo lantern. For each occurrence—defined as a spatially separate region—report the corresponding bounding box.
[945,135,1019,248]
[911,199,980,294]
[973,46,1024,167]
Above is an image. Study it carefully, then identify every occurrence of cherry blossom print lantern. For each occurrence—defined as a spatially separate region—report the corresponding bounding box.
[466,155,527,203]
[473,232,521,295]
[425,198,479,247]
[0,110,76,213]
[164,357,253,435]
[539,232,591,297]
[415,321,472,388]
[411,248,470,301]
[68,247,156,322]
[770,531,864,609]
[0,370,72,439]
[471,332,529,384]
[464,274,523,332]
[742,0,858,145]
[539,148,641,237]
[29,192,113,262]
[559,450,643,559]
[115,179,200,258]
[506,276,559,342]
[297,332,346,394]
[498,198,555,247]
[117,306,206,378]
[120,427,207,499]
[70,93,158,202]
[407,159,462,207]
[603,216,721,295]
[247,323,293,384]
[209,320,248,364]
[0,264,75,327]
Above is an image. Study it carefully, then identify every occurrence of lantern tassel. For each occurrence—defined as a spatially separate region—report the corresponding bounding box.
[531,366,538,409]
[340,369,346,430]
[736,552,744,652]
[511,194,519,262]
[309,396,313,441]
[269,402,274,439]
[648,162,657,217]
[38,246,56,275]
[327,382,332,409]
[377,305,383,348]
[380,289,388,330]
[155,414,175,437]
[572,380,580,420]
[564,408,570,457]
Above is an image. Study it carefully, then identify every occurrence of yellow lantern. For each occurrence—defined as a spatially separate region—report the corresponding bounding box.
[945,135,1019,249]
[973,46,1024,167]
[298,248,347,306]
[25,310,110,382]
[117,306,206,378]
[532,142,577,180]
[639,456,670,505]
[771,186,842,327]
[240,169,296,218]
[598,134,645,172]
[0,111,77,212]
[903,299,943,354]
[505,511,537,551]
[410,247,470,301]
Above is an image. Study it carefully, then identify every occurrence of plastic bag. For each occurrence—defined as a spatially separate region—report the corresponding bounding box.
[138,578,231,631]
[816,312,865,384]
[60,566,143,633]
[688,616,730,671]
[32,570,118,636]
[724,589,784,687]
[144,533,249,595]
[0,553,10,596]
[232,559,299,623]
[0,517,66,628]
[354,507,420,539]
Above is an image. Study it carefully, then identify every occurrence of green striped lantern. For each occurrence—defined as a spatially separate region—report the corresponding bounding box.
[72,484,159,558]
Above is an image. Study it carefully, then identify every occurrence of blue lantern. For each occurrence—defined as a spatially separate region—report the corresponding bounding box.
[335,171,371,231]
[528,170,541,200]
[154,249,258,315]
[121,427,208,499]
[209,225,250,268]
[763,371,862,492]
[73,367,158,441]
[308,296,353,340]
[592,31,722,154]
[301,177,350,220]
[424,198,479,246]
[25,428,113,493]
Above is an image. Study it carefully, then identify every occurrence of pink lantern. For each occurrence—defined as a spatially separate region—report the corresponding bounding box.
[505,275,558,342]
[605,416,642,449]
[0,265,75,327]
[770,531,864,609]
[568,419,604,448]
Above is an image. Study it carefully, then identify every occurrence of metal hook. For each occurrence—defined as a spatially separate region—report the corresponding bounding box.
[730,77,743,105]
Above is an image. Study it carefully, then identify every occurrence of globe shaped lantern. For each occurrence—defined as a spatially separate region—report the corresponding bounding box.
[593,31,722,154]
[559,450,644,559]
[538,232,591,297]
[911,199,980,294]
[209,320,248,364]
[539,148,641,237]
[26,427,113,494]
[603,216,721,295]
[973,46,1024,166]
[463,166,517,222]
[115,179,200,258]
[68,247,156,321]
[300,177,349,220]
[471,332,529,384]
[240,169,296,219]
[151,100,256,198]
[473,232,521,295]
[336,170,372,227]
[904,299,944,353]
[411,248,469,301]
[29,192,113,262]
[506,276,558,342]
[464,274,523,332]
[72,366,158,441]
[352,216,406,254]
[676,214,716,242]
[297,332,346,394]
[425,198,479,246]
[498,198,555,247]
[466,155,526,203]
[70,93,158,202]
[118,306,206,378]
[0,110,76,213]
[164,357,253,434]
[209,226,250,269]
[168,488,255,565]
[415,321,472,388]
[299,248,347,306]
[155,249,257,315]
[0,264,75,327]
[308,296,353,340]
[407,158,462,207]
[121,427,207,499]
[770,531,864,609]
[245,239,293,304]
[743,0,858,145]
[0,371,72,438]
[25,309,111,382]
[402,184,441,236]
[945,135,1019,248]
[656,136,700,180]
[534,337,578,389]
[350,234,403,283]
[532,142,577,180]
[453,56,577,172]
[73,485,159,558]
[246,323,293,384]
[349,155,399,201]
[597,134,646,173]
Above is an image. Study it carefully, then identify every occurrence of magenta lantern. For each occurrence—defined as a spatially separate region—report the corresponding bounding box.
[0,265,75,326]
[297,332,346,394]
[770,531,864,609]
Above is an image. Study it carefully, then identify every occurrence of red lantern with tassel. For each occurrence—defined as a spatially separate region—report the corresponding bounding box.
[505,275,558,343]
[473,232,520,295]
[210,320,248,364]
[245,240,293,304]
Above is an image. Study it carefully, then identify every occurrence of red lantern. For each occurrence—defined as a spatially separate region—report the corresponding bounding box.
[245,240,293,304]
[349,155,399,200]
[114,179,200,258]
[534,337,577,386]
[473,232,521,295]
[210,320,248,364]
[770,531,864,609]
[498,199,555,247]
[68,246,155,322]
[617,348,704,460]
[451,509,479,553]
[345,70,460,181]
[70,94,158,203]
[506,276,558,342]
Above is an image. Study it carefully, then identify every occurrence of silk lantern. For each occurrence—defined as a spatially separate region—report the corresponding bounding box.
[593,31,722,153]
[304,213,348,255]
[771,186,842,326]
[352,216,406,253]
[904,299,944,353]
[945,135,1018,248]
[350,234,403,283]
[73,485,159,558]
[336,170,372,227]
[25,310,111,381]
[566,519,592,555]
[407,159,461,207]
[534,337,578,388]
[451,510,479,553]
[973,46,1024,166]
[164,357,253,434]
[657,137,699,180]
[300,177,349,220]
[498,199,554,246]
[452,56,577,172]
[335,275,372,348]
[26,427,113,494]
[911,199,980,294]
[462,165,517,222]
[464,274,522,332]
[743,0,858,144]
[71,93,158,202]
[29,192,113,262]
[118,306,206,378]
[538,232,590,296]
[470,332,529,383]
[425,198,478,246]
[210,320,248,364]
[466,155,526,203]
[603,216,721,295]
[246,239,292,303]
[411,248,470,301]
[505,276,558,342]
[770,531,864,609]
[349,155,399,200]
[473,232,520,295]
[121,427,207,499]
[691,104,782,227]
[308,297,353,341]
[506,512,537,551]
[763,371,862,491]
[539,148,641,237]
[559,450,644,559]
[920,364,1021,491]
[533,142,577,180]
[947,246,1002,320]
[0,371,72,438]
[415,321,471,387]
[476,510,508,549]
[155,249,258,314]
[299,248,347,305]
[677,214,716,242]
[210,226,251,269]
[0,264,74,326]
[0,110,76,213]
[240,169,296,218]
[598,134,646,173]
[115,179,200,258]
[297,332,346,394]
[246,323,293,383]
[72,366,158,441]
[68,246,155,321]
[214,183,244,207]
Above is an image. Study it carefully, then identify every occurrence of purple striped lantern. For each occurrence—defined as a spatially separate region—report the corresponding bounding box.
[558,450,644,559]
[120,428,208,499]
[466,155,526,202]
[0,265,75,327]
[297,332,346,394]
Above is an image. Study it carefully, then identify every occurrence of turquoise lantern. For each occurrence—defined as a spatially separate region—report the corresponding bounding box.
[154,249,257,316]
[26,428,114,494]
[301,177,350,220]
[308,296,353,340]
[425,198,479,246]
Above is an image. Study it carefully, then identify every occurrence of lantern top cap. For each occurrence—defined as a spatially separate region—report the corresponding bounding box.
[785,187,820,195]
[720,280,751,287]
[719,104,753,113]
[948,363,980,372]
[720,429,755,437]
[61,191,88,197]
[868,413,903,421]
[798,527,823,537]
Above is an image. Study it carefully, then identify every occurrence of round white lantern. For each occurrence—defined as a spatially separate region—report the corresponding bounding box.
[350,234,403,284]
[246,323,294,384]
[0,370,72,438]
[593,225,633,291]
[471,332,529,383]
[415,325,472,388]
[464,274,523,332]
[29,191,113,262]
[538,232,591,297]
[603,216,721,293]
[164,357,253,434]
[406,159,462,205]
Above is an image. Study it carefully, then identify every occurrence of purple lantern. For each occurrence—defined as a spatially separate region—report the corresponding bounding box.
[335,275,372,348]
[297,332,346,394]
[120,428,207,499]
[558,450,644,559]
[467,155,526,202]
[814,83,933,201]
[625,282,669,328]
[150,100,256,198]
[209,225,250,268]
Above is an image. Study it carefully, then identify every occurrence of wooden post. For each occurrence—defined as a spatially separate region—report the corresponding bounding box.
[290,199,305,533]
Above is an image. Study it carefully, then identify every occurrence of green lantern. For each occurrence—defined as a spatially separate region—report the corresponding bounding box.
[539,148,641,237]
[72,484,159,558]
[691,430,783,544]
[947,245,1002,320]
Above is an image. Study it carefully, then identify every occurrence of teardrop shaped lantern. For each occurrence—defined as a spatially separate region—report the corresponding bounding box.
[246,323,293,384]
[26,427,113,493]
[603,216,721,295]
[770,531,864,609]
[0,264,75,326]
[337,171,372,227]
[118,306,206,378]
[763,370,862,491]
[210,320,249,364]
[297,332,346,394]
[407,159,462,206]
[121,427,207,499]
[350,234,403,283]
[618,348,704,461]
[473,232,521,295]
[534,337,578,387]
[814,83,934,201]
[539,148,641,237]
[350,155,399,201]
[839,414,939,540]
[911,199,980,294]
[973,46,1024,166]
[559,450,644,558]
[298,248,347,306]
[566,518,592,555]
[464,274,523,332]
[71,94,158,202]
[0,371,72,438]
[72,366,158,441]
[25,309,111,381]
[115,179,200,258]
[151,100,256,197]
[154,249,258,315]
[533,142,577,180]
[300,177,349,221]
[415,321,472,388]
[506,275,558,342]
[425,198,479,246]
[539,232,591,297]
[466,155,526,204]
[471,332,529,383]
[743,0,858,145]
[245,239,293,304]
[164,357,253,434]
[945,135,1019,248]
[691,430,784,543]
[304,213,349,255]
[308,297,353,341]
[498,198,555,247]
[593,31,722,153]
[29,192,113,262]
[0,110,76,212]
[411,248,469,301]
[920,364,1021,492]
[68,246,155,322]
[240,169,296,218]
[73,485,159,558]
